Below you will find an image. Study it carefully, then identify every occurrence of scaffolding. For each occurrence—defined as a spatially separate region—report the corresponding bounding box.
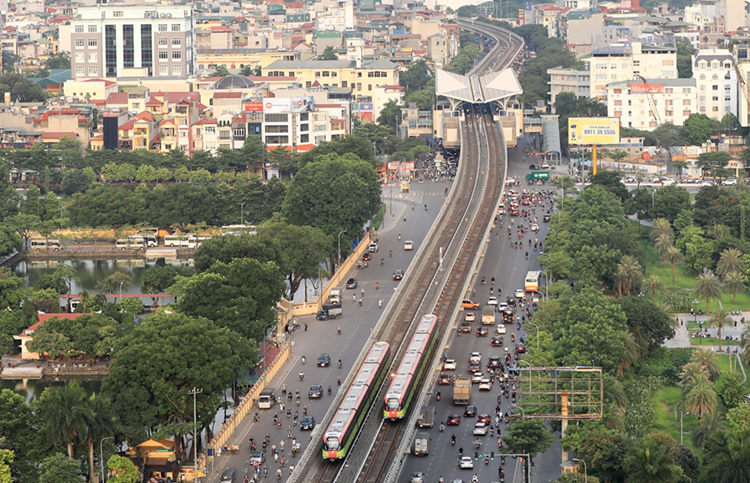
[512,366,604,420]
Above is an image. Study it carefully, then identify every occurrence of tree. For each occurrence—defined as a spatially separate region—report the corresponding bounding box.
[684,113,718,145]
[676,37,695,78]
[617,255,642,296]
[617,296,674,356]
[9,213,41,250]
[82,393,115,482]
[319,46,338,61]
[691,348,722,381]
[39,453,82,483]
[96,272,131,295]
[103,312,254,473]
[107,455,139,483]
[727,405,750,430]
[141,265,193,308]
[651,186,691,223]
[683,373,717,417]
[0,389,48,483]
[377,100,401,133]
[702,429,750,483]
[691,409,725,447]
[705,308,732,351]
[45,52,71,70]
[643,275,665,303]
[0,448,11,483]
[717,248,744,277]
[61,169,93,195]
[561,422,629,483]
[696,273,722,314]
[502,419,554,464]
[0,72,48,102]
[399,59,432,94]
[724,270,745,303]
[654,232,675,259]
[622,438,685,483]
[36,382,91,458]
[650,218,675,244]
[716,372,746,409]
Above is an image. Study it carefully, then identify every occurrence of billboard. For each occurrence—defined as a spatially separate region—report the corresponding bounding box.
[387,161,400,171]
[245,101,263,112]
[630,83,664,94]
[263,96,314,114]
[568,117,620,145]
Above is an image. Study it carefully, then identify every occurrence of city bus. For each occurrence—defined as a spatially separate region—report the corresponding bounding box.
[525,271,541,292]
[164,234,193,247]
[220,225,257,236]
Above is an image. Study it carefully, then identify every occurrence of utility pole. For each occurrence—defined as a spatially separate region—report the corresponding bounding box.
[188,387,203,483]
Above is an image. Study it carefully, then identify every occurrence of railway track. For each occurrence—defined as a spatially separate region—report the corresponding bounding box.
[296,22,523,483]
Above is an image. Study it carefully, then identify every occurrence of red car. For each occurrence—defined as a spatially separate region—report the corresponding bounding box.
[515,345,527,354]
[447,414,461,425]
[362,253,372,261]
[477,414,491,425]
[438,374,452,385]
[476,327,489,337]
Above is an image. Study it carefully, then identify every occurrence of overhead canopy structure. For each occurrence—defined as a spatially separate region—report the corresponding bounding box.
[436,68,522,105]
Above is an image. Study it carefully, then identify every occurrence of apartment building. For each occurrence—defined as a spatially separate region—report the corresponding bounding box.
[588,41,677,100]
[692,49,737,120]
[606,78,697,130]
[69,5,196,79]
[547,66,590,107]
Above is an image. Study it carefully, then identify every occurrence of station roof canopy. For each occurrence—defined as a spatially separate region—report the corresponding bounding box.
[435,68,522,104]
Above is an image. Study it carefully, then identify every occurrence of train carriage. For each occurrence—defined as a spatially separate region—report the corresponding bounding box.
[322,341,391,460]
[384,314,439,420]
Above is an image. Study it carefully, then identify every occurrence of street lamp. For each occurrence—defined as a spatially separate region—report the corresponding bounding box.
[651,189,656,208]
[188,387,203,483]
[573,458,587,483]
[119,282,123,304]
[512,404,525,420]
[100,435,115,482]
[337,230,347,268]
[60,205,64,229]
[240,203,244,225]
[539,270,550,300]
[527,322,540,350]
[679,407,690,445]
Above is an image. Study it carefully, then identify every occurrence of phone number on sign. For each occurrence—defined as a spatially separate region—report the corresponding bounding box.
[583,129,617,136]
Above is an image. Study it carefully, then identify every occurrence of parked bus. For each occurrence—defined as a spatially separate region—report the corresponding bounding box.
[128,235,158,247]
[186,236,212,249]
[163,234,193,247]
[525,271,541,292]
[221,225,257,236]
[29,238,63,251]
[116,238,145,250]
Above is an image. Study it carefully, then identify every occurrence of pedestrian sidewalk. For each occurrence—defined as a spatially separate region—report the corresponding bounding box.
[664,312,747,354]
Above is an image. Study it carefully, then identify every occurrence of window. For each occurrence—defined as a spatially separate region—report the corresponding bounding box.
[159,64,169,75]
[683,110,691,116]
[305,81,311,87]
[205,126,216,134]
[712,74,719,80]
[75,25,84,33]
[75,53,85,62]
[88,38,98,47]
[113,10,123,17]
[300,123,309,132]
[159,38,168,47]
[265,125,289,133]
[614,100,622,106]
[683,99,691,105]
[662,59,674,66]
[726,85,732,90]
[88,66,98,75]
[323,71,329,77]
[700,85,706,90]
[158,24,168,32]
[171,65,182,75]
[300,113,309,121]
[234,127,246,137]
[88,25,97,33]
[265,114,288,123]
[171,24,181,31]
[665,99,673,106]
[665,88,673,94]
[700,96,705,101]
[713,96,719,101]
[700,74,706,80]
[301,134,309,143]
[713,106,719,111]
[342,80,347,88]
[595,74,606,80]
[172,37,181,47]
[75,38,85,48]
[75,66,85,76]
[368,84,372,91]
[159,51,169,60]
[172,51,181,60]
[88,53,97,61]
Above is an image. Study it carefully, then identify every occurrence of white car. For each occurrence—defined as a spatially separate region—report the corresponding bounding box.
[472,372,484,383]
[660,178,675,186]
[473,422,488,435]
[478,379,492,391]
[470,352,482,365]
[465,312,476,322]
[444,359,457,370]
[515,289,525,298]
[541,161,549,169]
[499,302,509,311]
[495,325,506,335]
[724,178,739,186]
[459,456,474,469]
[487,296,498,306]
[530,223,539,232]
[404,240,414,250]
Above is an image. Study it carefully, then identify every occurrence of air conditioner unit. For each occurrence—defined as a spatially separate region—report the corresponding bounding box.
[160,13,166,18]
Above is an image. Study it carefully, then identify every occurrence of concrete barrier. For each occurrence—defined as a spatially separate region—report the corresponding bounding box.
[318,233,371,309]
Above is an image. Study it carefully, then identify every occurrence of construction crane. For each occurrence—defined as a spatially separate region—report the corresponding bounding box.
[636,75,671,165]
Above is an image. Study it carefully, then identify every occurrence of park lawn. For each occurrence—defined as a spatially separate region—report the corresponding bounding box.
[651,386,700,452]
[716,353,750,392]
[689,336,740,346]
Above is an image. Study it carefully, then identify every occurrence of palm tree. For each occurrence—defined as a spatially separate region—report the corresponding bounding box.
[37,382,92,458]
[741,325,750,366]
[705,308,732,352]
[82,394,116,483]
[691,348,722,381]
[684,374,717,418]
[696,273,722,314]
[623,439,683,483]
[643,275,665,303]
[654,232,674,258]
[618,332,641,375]
[691,409,726,448]
[618,255,643,296]
[724,270,746,303]
[703,428,750,483]
[680,361,709,390]
[650,218,674,244]
[661,246,685,283]
[614,268,627,297]
[716,248,744,277]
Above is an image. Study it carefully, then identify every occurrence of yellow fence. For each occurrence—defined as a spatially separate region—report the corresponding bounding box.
[316,233,371,310]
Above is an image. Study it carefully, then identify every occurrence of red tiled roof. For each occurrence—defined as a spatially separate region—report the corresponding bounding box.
[119,121,135,131]
[90,99,106,106]
[21,313,92,336]
[214,92,243,99]
[106,92,129,105]
[211,26,233,33]
[40,132,79,140]
[85,78,117,87]
[136,111,155,121]
[146,98,164,106]
[193,118,217,125]
[385,85,405,90]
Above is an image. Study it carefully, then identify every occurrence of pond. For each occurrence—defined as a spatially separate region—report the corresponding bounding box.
[1,377,103,404]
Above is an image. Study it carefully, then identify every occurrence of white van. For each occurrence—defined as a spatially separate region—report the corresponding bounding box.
[29,238,63,251]
[186,236,212,249]
[116,238,144,250]
[128,235,158,247]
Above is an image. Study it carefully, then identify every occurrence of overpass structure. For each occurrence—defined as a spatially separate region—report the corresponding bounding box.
[436,67,522,110]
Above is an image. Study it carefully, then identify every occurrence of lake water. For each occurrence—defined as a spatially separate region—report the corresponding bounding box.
[1,377,103,404]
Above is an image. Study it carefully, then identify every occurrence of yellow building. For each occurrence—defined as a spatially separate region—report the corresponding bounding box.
[196,49,302,73]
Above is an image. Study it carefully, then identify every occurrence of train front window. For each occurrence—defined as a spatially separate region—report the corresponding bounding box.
[325,437,340,451]
[387,397,399,411]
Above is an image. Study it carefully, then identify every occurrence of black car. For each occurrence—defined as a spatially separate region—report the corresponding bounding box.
[317,354,331,367]
[528,164,537,170]
[476,327,488,337]
[464,406,477,417]
[309,384,323,398]
[491,337,503,347]
[488,357,501,368]
[346,278,358,289]
[438,374,452,385]
[543,214,550,222]
[300,416,316,431]
[446,414,461,425]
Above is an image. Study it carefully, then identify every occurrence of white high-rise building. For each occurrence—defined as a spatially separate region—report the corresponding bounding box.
[692,49,737,120]
[69,5,196,79]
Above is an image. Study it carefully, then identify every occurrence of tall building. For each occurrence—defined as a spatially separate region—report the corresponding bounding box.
[692,50,737,121]
[69,5,196,80]
[716,0,744,33]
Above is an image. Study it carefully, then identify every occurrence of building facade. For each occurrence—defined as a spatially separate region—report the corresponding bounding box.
[588,42,677,100]
[547,66,590,107]
[692,49,737,121]
[606,78,697,130]
[69,5,196,79]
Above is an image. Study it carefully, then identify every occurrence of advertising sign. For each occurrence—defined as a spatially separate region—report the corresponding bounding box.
[388,161,400,171]
[245,101,263,112]
[263,97,314,113]
[568,117,620,145]
[403,162,415,171]
[630,83,664,94]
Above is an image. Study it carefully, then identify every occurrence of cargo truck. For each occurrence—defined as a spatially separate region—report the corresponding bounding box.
[481,305,496,325]
[416,406,435,428]
[453,377,471,405]
[329,288,342,304]
[414,432,430,456]
[316,303,343,320]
